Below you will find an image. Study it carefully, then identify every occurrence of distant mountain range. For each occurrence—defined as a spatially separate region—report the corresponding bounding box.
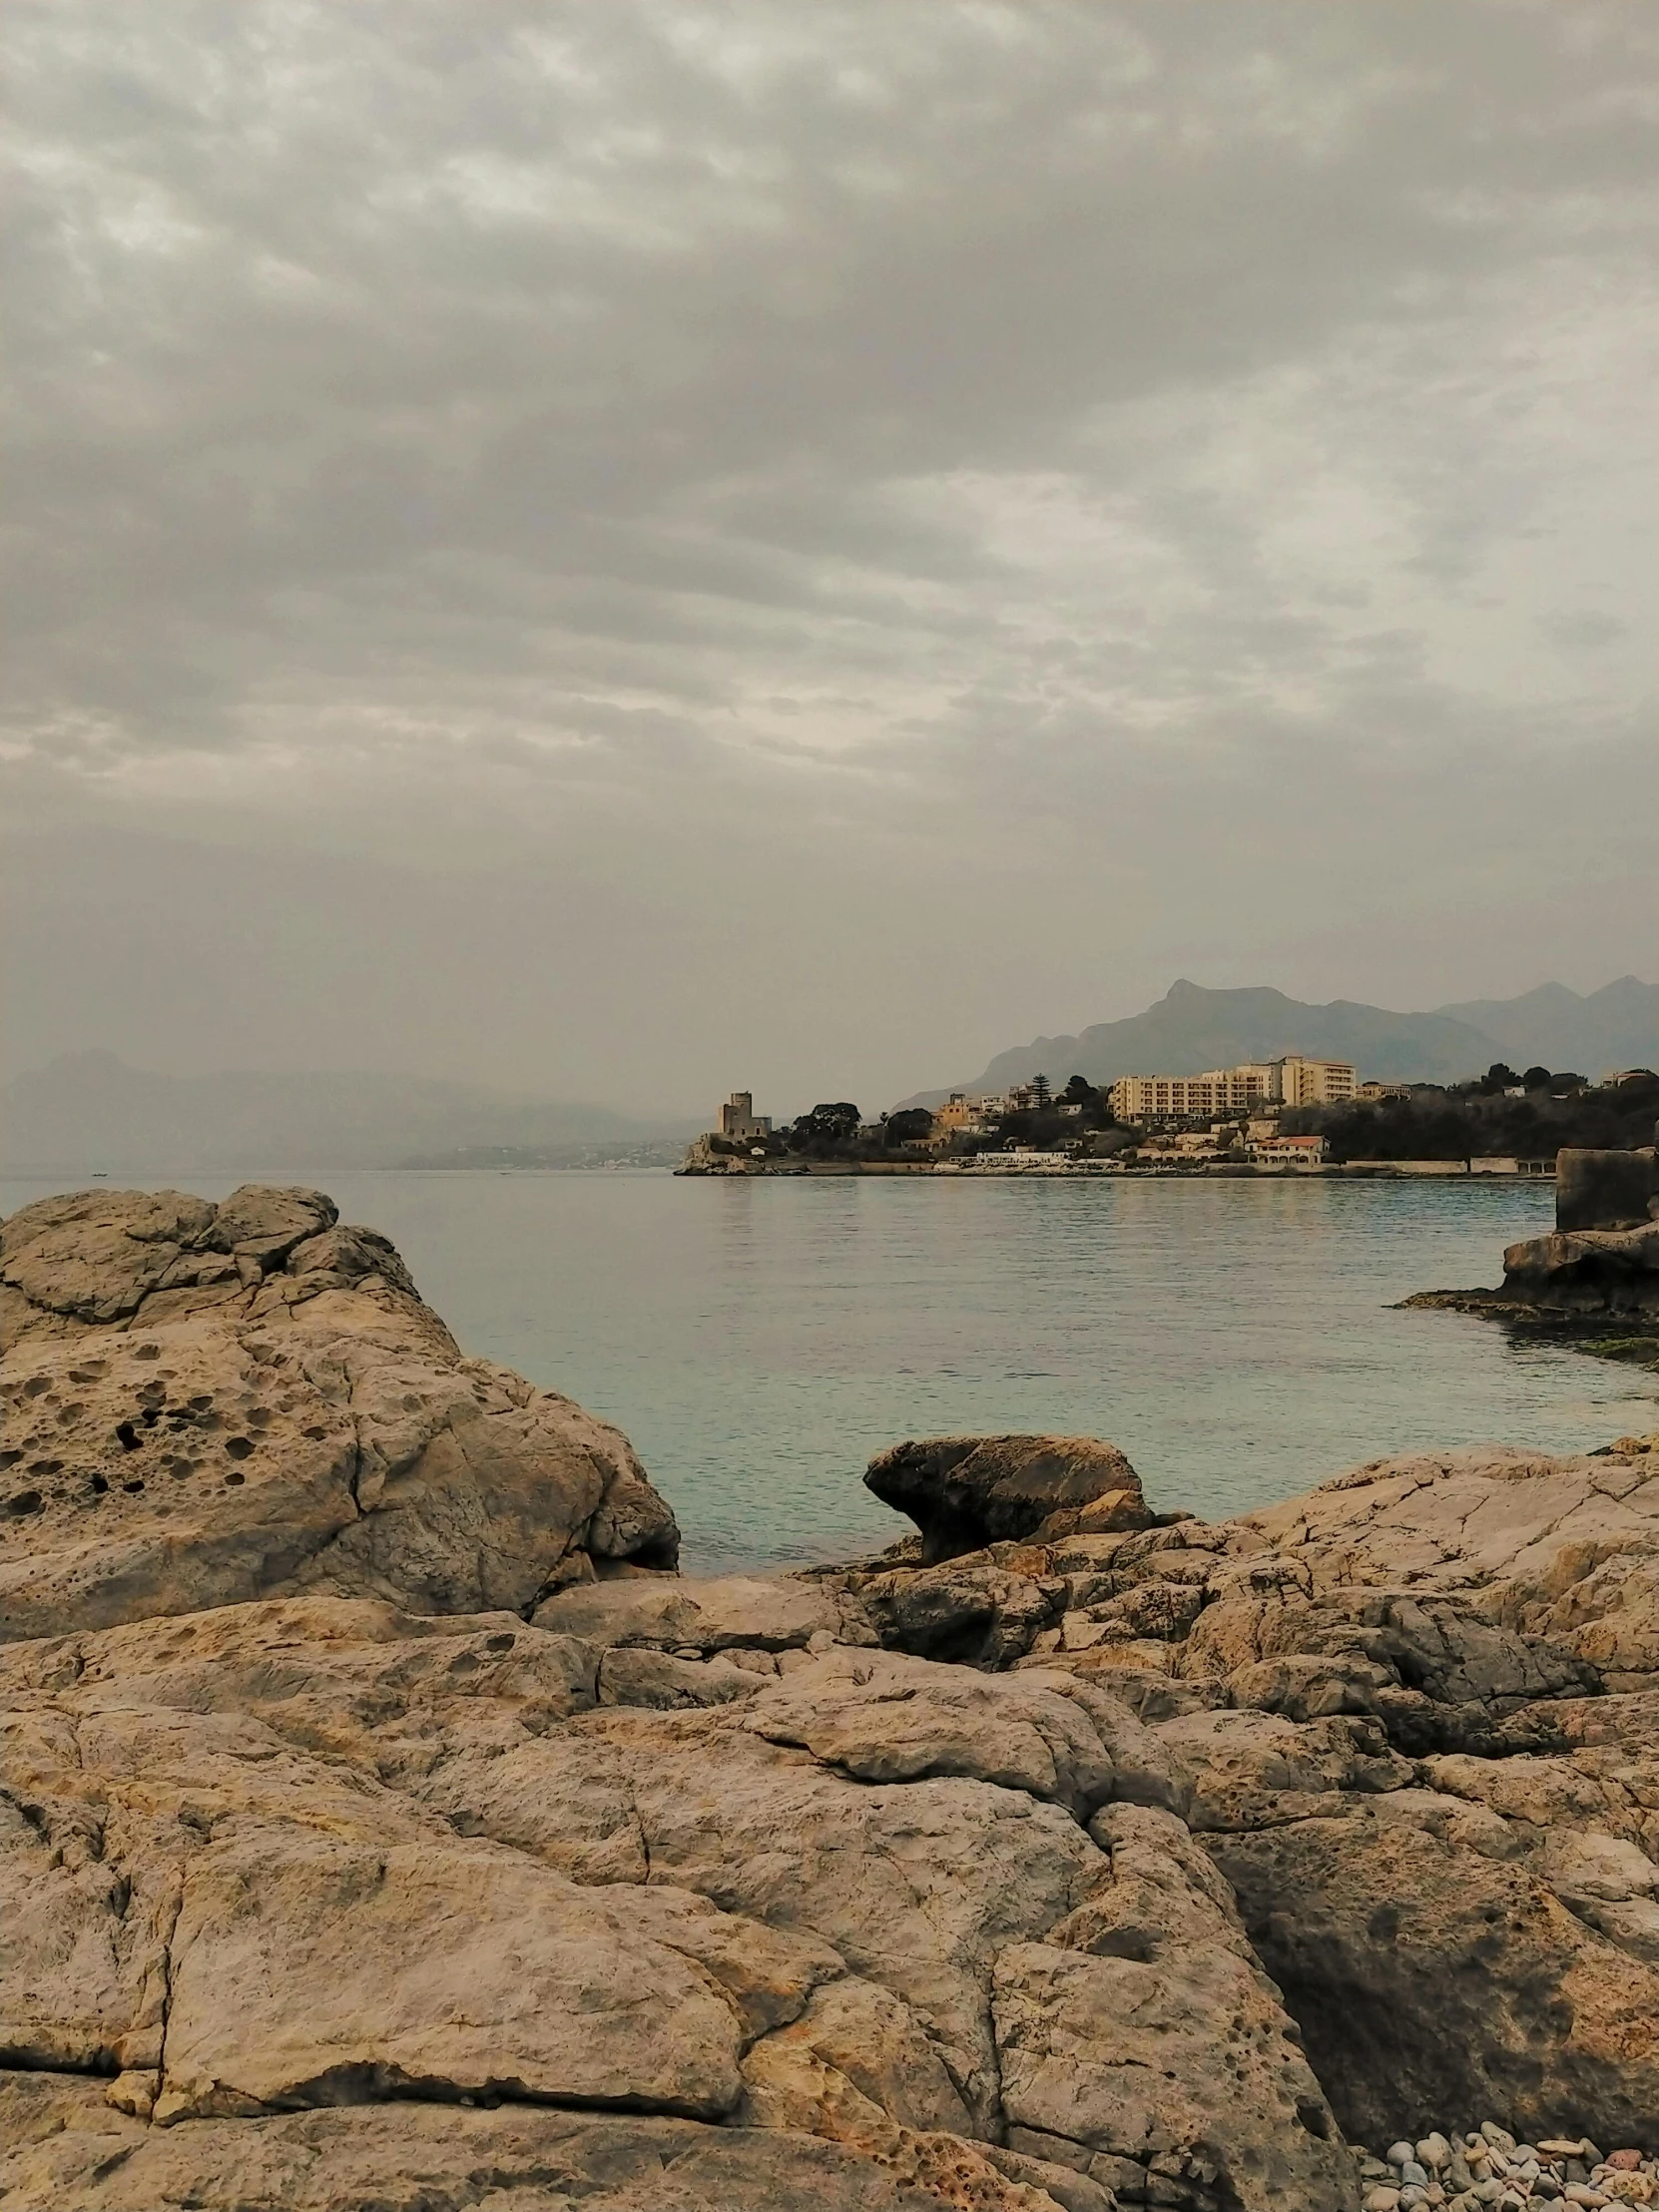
[898,977,1658,1106]
[0,1050,699,1177]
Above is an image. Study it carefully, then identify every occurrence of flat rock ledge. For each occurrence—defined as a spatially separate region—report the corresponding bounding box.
[4,1188,1659,2212]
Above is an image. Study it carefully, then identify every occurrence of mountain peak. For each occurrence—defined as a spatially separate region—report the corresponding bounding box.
[907,976,1659,1106]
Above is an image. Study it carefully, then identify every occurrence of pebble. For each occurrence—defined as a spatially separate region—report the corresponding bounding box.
[1350,2123,1654,2212]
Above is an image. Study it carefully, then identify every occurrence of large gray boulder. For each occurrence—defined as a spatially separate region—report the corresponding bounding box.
[1211,1787,1659,2147]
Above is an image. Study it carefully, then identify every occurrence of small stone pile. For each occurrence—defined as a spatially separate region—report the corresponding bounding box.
[1354,2123,1656,2209]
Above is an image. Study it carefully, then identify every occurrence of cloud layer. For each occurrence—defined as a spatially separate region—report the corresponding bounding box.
[4,1,1654,1111]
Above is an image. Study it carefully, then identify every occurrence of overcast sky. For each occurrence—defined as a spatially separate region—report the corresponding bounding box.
[3,1,1653,1116]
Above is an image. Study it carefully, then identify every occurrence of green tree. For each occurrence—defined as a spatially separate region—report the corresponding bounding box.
[1030,1073,1052,1108]
[884,1107,934,1146]
[788,1101,862,1152]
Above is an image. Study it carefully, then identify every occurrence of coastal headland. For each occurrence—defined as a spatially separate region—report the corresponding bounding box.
[680,1068,1656,1181]
[3,1185,1659,2210]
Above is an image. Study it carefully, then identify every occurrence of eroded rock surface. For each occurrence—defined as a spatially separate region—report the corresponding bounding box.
[0,1186,679,1640]
[829,1430,1659,2151]
[6,1198,1659,2206]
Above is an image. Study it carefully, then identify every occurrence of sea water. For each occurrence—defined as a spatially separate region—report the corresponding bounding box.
[3,1169,1651,1572]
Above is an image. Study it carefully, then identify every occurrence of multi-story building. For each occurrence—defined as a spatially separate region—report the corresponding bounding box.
[1108,1067,1270,1121]
[1274,1056,1356,1107]
[1110,1057,1355,1123]
[718,1091,773,1141]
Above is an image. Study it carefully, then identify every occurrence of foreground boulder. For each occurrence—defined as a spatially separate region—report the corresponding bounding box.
[865,1435,1153,1563]
[0,1190,1368,2211]
[0,1186,678,1641]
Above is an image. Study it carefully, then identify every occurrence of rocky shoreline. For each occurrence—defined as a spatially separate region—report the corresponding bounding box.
[3,1186,1658,2211]
[1401,1138,1659,1379]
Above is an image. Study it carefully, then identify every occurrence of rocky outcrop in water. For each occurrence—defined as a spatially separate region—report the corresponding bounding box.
[1498,1217,1659,1322]
[1407,1134,1659,1336]
[4,1187,1659,2210]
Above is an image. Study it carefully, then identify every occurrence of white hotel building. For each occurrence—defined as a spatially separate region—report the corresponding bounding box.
[1109,1056,1356,1123]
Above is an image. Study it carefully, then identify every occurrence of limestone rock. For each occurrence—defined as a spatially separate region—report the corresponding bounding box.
[738,1646,1181,1819]
[1154,1707,1411,1832]
[1225,1444,1659,1690]
[995,1805,1359,2211]
[535,1569,874,1653]
[0,2076,1057,2211]
[0,1579,1121,2202]
[1501,1218,1659,1319]
[864,1435,1152,1563]
[597,1643,768,1707]
[13,1187,1659,2203]
[850,1553,1068,1667]
[0,1185,680,1640]
[1211,1797,1659,2147]
[155,1834,806,2124]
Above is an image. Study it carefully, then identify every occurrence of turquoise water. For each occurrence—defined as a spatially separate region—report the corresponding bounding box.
[3,1170,1652,1573]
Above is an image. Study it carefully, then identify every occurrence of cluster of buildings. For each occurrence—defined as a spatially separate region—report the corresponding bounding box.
[1138,1124,1330,1166]
[1106,1056,1357,1122]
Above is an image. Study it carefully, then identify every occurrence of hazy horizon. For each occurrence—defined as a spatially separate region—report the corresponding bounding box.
[5,970,1652,1139]
[4,3,1654,1110]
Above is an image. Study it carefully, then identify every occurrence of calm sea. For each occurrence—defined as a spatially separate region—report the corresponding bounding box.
[3,1170,1652,1573]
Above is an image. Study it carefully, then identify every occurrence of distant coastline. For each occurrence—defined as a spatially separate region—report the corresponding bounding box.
[681,1067,1656,1180]
[678,1151,1555,1180]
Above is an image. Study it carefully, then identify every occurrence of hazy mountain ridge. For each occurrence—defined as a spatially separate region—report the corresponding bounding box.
[1430,977,1659,1078]
[899,977,1658,1107]
[0,1050,698,1175]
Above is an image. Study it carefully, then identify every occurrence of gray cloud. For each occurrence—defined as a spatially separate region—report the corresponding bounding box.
[2,1,1654,1114]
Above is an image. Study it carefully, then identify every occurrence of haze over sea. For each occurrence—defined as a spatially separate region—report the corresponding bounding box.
[4,1170,1652,1574]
